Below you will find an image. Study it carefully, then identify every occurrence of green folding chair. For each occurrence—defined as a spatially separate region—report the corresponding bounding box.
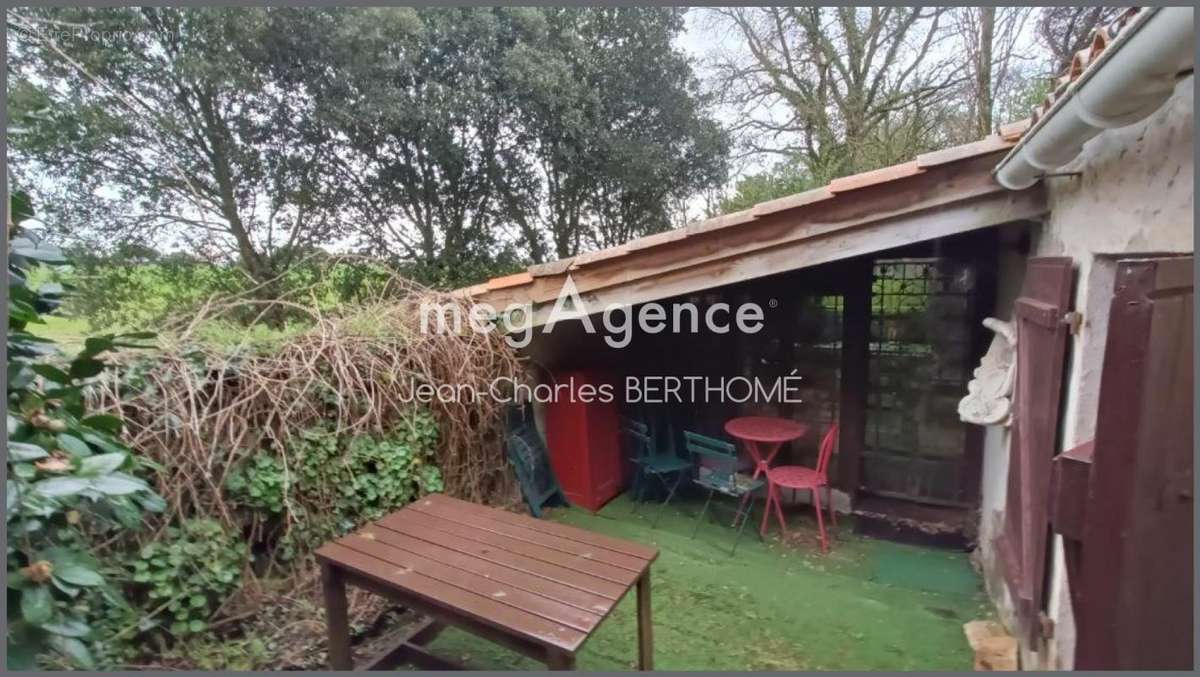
[685,430,764,555]
[622,417,691,528]
[505,411,567,518]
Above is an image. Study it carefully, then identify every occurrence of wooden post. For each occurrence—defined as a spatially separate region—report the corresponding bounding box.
[321,562,352,670]
[636,570,654,670]
[837,257,872,505]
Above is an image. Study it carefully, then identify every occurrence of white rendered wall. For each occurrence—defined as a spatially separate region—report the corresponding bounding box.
[975,76,1194,669]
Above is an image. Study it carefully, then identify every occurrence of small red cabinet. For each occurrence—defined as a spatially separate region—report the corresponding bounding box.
[542,370,624,512]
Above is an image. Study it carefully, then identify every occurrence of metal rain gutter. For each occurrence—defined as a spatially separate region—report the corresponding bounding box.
[995,7,1195,190]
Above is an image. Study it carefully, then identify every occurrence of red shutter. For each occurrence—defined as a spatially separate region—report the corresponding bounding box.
[1074,257,1193,669]
[1000,257,1073,643]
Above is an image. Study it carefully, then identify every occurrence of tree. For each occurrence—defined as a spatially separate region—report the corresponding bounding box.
[708,7,959,184]
[717,161,817,214]
[490,8,728,260]
[7,8,350,291]
[10,8,727,285]
[288,8,521,281]
[1037,7,1124,76]
[952,7,1034,137]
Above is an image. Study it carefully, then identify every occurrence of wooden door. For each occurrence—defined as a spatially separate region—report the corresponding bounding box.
[1074,256,1193,669]
[1000,257,1074,644]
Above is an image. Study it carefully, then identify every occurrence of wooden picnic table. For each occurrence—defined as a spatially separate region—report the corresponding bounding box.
[315,493,659,670]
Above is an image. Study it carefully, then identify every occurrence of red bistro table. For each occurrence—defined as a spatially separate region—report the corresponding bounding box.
[724,416,809,536]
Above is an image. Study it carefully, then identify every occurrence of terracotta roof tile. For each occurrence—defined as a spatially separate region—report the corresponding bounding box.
[999,118,1032,142]
[486,271,534,291]
[1028,7,1144,128]
[623,227,690,253]
[528,258,575,277]
[683,208,757,236]
[750,187,835,217]
[454,282,491,299]
[571,244,631,267]
[916,135,1014,169]
[828,160,924,193]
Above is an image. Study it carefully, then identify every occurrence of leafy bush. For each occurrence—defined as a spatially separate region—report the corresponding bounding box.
[129,519,245,636]
[7,192,164,669]
[226,454,289,514]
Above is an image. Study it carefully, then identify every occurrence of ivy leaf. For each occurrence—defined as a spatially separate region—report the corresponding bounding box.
[33,476,91,497]
[78,452,126,477]
[49,634,96,669]
[8,440,48,462]
[80,414,123,434]
[21,585,53,625]
[55,434,92,458]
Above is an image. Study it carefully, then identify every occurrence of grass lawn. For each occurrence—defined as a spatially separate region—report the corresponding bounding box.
[27,315,90,351]
[421,494,990,670]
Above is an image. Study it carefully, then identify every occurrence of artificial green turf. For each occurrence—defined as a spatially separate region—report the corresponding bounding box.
[423,494,990,670]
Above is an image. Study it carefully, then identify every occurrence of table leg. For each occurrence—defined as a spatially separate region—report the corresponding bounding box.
[637,570,654,670]
[756,442,783,537]
[546,649,576,670]
[760,482,771,535]
[321,562,353,670]
[736,441,765,519]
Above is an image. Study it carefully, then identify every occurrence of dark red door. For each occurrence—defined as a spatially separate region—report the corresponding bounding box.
[1000,257,1074,643]
[1074,256,1194,669]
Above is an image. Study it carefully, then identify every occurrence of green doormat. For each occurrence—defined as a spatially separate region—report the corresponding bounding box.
[866,541,981,597]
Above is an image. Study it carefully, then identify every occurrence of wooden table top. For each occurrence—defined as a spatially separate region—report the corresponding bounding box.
[315,493,658,654]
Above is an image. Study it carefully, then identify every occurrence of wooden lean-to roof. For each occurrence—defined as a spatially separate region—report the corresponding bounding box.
[458,121,1045,324]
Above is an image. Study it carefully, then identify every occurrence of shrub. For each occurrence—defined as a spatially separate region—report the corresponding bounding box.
[7,192,163,669]
[129,519,245,636]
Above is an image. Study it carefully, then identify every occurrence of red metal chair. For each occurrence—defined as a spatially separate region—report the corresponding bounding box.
[762,423,839,552]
